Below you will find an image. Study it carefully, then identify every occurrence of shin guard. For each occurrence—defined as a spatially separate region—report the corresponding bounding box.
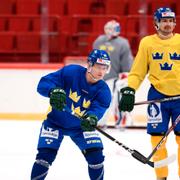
[31,148,57,180]
[151,136,168,178]
[83,148,104,180]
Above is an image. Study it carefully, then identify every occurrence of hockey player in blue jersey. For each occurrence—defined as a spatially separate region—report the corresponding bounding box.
[31,49,111,180]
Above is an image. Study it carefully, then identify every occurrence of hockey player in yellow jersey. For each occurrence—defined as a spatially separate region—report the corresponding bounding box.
[119,7,180,180]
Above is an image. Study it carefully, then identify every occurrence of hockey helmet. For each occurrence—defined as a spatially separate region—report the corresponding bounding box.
[104,20,120,38]
[87,49,111,67]
[154,7,176,22]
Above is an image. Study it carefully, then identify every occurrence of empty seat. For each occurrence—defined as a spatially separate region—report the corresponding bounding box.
[0,0,16,15]
[16,0,41,15]
[0,16,9,31]
[9,16,33,32]
[148,0,177,15]
[127,0,151,15]
[126,35,141,56]
[105,0,128,15]
[48,0,66,15]
[32,15,60,32]
[16,32,40,53]
[126,15,155,36]
[67,0,105,15]
[0,32,16,52]
[70,15,120,34]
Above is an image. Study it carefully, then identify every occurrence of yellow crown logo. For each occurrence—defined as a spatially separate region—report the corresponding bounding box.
[71,104,85,117]
[69,89,80,103]
[83,99,91,108]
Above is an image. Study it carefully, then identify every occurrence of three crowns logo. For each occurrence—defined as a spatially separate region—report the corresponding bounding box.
[152,52,163,60]
[69,89,80,103]
[71,104,85,117]
[169,53,180,60]
[83,99,91,108]
[160,62,173,70]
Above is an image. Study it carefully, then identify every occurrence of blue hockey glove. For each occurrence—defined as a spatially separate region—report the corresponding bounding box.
[118,87,135,112]
[50,88,66,111]
[81,114,98,131]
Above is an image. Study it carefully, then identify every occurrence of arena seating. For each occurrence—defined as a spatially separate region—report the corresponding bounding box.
[0,0,179,62]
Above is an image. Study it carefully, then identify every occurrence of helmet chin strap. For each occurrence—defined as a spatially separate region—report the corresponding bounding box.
[87,68,98,81]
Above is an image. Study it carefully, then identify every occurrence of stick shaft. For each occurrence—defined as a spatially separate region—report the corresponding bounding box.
[147,115,180,160]
[134,96,180,106]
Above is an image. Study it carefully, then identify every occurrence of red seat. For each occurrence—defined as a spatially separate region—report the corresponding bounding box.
[32,15,60,32]
[9,16,33,32]
[70,15,120,34]
[105,0,128,15]
[126,15,155,36]
[127,0,151,15]
[148,0,177,15]
[16,0,41,15]
[126,35,141,56]
[0,32,15,52]
[0,0,16,15]
[48,0,66,15]
[16,32,40,53]
[175,16,180,32]
[0,16,9,31]
[67,0,105,15]
[0,32,16,62]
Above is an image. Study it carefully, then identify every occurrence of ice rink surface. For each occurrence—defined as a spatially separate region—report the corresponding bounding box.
[0,120,179,180]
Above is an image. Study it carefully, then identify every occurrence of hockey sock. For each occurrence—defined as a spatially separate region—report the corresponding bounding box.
[31,148,57,180]
[176,135,180,176]
[151,136,168,178]
[31,160,49,180]
[83,148,104,180]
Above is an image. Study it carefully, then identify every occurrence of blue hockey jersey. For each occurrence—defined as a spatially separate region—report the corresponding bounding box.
[37,64,111,129]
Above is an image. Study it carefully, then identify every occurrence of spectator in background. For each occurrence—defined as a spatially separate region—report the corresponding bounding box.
[93,20,133,128]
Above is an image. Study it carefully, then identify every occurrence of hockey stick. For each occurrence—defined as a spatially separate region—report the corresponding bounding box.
[134,96,180,106]
[63,107,176,168]
[147,115,180,162]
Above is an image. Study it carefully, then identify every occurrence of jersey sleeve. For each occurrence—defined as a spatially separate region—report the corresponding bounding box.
[37,68,64,97]
[128,38,149,90]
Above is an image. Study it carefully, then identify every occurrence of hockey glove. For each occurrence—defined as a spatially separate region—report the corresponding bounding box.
[50,88,66,111]
[118,87,135,112]
[81,114,98,131]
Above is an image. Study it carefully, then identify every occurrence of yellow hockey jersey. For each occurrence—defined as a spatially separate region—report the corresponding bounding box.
[128,33,180,96]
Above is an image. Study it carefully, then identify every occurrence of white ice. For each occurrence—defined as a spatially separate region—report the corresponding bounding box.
[0,120,179,180]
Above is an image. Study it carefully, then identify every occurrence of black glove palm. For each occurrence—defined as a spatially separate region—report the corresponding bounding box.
[50,88,66,111]
[118,87,135,112]
[81,114,98,131]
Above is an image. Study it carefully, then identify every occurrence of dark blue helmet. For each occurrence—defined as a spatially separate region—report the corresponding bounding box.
[87,49,111,67]
[154,7,175,22]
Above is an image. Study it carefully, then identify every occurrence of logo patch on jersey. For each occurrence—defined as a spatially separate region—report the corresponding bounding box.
[83,99,91,108]
[83,131,100,139]
[40,125,59,139]
[152,52,163,60]
[71,104,85,117]
[160,62,173,70]
[169,53,180,60]
[69,89,80,103]
[147,103,162,123]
